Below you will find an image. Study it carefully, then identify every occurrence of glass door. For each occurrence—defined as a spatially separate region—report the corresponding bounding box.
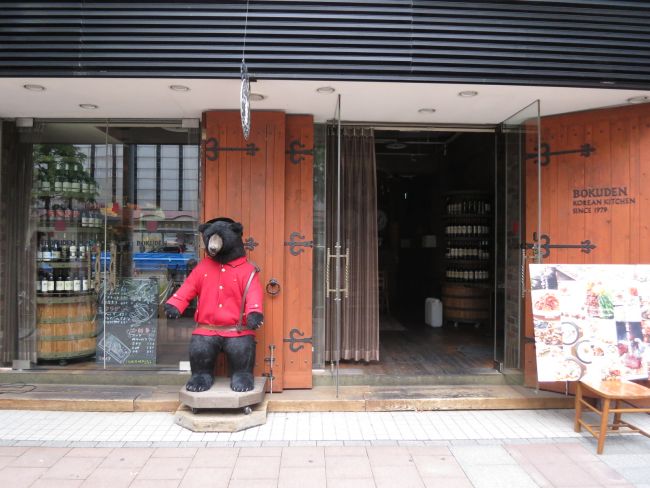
[494,101,541,373]
[328,95,343,395]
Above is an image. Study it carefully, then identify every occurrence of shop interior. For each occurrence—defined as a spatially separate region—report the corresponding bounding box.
[369,129,498,376]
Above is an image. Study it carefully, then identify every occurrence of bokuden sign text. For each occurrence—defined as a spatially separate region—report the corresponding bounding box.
[572,186,636,214]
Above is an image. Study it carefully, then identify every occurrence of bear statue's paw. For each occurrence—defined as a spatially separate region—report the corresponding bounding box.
[164,303,181,319]
[231,372,254,392]
[186,373,214,392]
[246,311,264,330]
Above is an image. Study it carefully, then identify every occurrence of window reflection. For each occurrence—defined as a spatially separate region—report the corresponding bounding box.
[29,122,200,369]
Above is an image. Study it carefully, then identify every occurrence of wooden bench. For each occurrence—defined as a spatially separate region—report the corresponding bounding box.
[574,378,650,454]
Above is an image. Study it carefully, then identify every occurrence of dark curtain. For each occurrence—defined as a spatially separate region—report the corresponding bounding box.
[325,127,379,362]
[0,122,37,363]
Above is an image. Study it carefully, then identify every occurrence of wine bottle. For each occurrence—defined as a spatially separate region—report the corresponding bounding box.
[55,271,64,293]
[70,163,81,193]
[54,172,63,193]
[52,240,61,261]
[43,240,52,262]
[46,272,54,292]
[72,270,81,293]
[64,270,73,293]
[81,269,89,292]
[69,240,77,261]
[60,239,69,262]
[40,270,49,294]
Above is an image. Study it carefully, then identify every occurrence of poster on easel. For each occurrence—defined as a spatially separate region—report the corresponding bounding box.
[529,264,650,382]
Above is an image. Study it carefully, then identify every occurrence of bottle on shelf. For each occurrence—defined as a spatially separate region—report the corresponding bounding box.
[80,269,89,292]
[54,171,63,193]
[64,270,73,293]
[39,270,49,294]
[69,239,78,261]
[55,271,65,294]
[51,240,61,261]
[70,162,81,193]
[72,270,81,292]
[47,271,55,293]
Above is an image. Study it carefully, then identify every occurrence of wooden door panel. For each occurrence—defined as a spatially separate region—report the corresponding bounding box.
[524,103,650,390]
[283,115,314,388]
[202,110,286,392]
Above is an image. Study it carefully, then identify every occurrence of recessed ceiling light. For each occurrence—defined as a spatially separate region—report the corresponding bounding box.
[23,84,46,91]
[316,86,335,94]
[386,142,407,150]
[418,108,436,114]
[458,90,478,97]
[250,93,266,101]
[79,103,98,110]
[169,84,190,92]
[626,95,649,104]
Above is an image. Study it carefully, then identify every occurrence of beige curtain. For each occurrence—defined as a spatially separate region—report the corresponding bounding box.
[0,122,37,363]
[325,127,379,362]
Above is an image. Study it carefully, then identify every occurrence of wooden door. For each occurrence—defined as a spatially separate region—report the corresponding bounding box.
[202,110,286,392]
[524,103,650,388]
[283,115,314,388]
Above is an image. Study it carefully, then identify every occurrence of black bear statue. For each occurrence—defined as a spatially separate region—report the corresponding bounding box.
[165,217,263,393]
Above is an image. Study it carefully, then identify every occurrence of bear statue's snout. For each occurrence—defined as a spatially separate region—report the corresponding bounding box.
[207,234,223,256]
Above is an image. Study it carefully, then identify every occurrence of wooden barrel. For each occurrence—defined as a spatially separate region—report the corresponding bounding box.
[442,283,491,323]
[36,294,97,361]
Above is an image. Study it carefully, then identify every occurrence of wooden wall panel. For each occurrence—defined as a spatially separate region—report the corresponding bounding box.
[283,115,314,389]
[524,103,650,387]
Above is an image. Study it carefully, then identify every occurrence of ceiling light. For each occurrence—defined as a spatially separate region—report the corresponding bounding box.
[386,142,407,150]
[250,93,266,101]
[23,84,46,91]
[626,95,649,104]
[418,108,436,114]
[79,103,98,110]
[169,84,190,92]
[458,90,478,97]
[316,86,335,94]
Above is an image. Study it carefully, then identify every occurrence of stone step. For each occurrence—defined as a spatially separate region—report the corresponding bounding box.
[313,370,512,387]
[2,369,515,387]
[0,383,574,413]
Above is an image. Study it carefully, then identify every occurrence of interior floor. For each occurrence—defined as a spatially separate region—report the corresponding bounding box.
[338,313,495,375]
[367,130,497,377]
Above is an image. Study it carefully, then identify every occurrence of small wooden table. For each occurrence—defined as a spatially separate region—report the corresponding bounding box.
[574,379,650,454]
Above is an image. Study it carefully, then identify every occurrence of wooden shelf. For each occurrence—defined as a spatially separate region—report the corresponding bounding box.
[36,293,96,304]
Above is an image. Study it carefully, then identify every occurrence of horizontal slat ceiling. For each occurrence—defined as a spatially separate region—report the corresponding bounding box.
[1,1,649,89]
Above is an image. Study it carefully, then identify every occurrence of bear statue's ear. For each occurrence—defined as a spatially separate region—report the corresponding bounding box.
[198,223,210,233]
[231,222,244,236]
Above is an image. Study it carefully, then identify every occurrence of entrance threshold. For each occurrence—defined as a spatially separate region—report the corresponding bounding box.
[313,369,508,387]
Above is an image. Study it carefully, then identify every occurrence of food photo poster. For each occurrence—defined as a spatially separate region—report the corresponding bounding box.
[529,264,650,382]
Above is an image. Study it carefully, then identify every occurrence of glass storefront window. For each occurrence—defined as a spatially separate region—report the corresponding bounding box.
[24,120,200,369]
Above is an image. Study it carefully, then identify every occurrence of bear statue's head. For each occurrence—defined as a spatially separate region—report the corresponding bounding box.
[198,217,246,264]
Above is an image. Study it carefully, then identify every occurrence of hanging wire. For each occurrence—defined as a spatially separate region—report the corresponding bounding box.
[242,0,250,64]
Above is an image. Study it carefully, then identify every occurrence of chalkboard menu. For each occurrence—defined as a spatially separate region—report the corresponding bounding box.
[96,278,158,365]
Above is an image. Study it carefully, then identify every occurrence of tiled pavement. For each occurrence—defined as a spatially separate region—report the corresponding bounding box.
[0,409,649,487]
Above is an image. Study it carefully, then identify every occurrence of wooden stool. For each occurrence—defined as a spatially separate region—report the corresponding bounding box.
[574,378,650,454]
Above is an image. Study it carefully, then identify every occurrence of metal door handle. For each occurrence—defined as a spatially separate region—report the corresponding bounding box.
[266,278,281,296]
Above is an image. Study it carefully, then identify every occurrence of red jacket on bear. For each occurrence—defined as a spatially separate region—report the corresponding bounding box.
[166,256,263,338]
